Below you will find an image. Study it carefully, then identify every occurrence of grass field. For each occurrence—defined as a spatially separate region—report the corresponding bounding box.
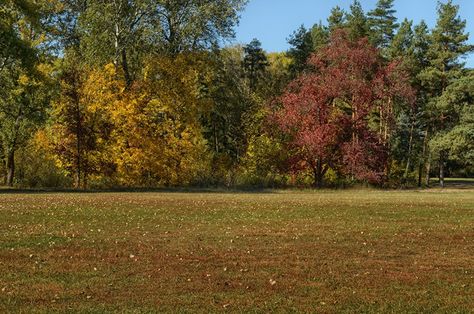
[1,189,473,313]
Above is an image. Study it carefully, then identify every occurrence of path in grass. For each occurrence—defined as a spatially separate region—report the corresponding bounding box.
[1,190,473,312]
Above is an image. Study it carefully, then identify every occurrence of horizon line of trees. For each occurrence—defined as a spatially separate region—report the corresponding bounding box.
[1,0,473,189]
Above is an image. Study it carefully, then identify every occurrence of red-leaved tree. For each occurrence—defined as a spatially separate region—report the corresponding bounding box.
[273,30,414,187]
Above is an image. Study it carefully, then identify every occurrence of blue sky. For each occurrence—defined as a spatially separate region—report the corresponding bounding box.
[233,0,474,68]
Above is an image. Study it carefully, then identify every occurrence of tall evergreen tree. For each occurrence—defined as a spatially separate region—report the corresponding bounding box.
[327,6,346,33]
[242,39,268,92]
[388,18,413,60]
[345,0,369,41]
[204,46,251,160]
[387,19,432,185]
[412,21,431,71]
[287,25,314,76]
[387,19,415,183]
[368,0,399,49]
[411,21,432,186]
[310,22,329,52]
[430,72,474,175]
[420,0,474,187]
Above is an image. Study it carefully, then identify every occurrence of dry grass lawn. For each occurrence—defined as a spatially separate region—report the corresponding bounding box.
[1,189,473,312]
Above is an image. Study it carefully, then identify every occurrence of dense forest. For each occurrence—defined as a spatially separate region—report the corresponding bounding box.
[1,0,473,189]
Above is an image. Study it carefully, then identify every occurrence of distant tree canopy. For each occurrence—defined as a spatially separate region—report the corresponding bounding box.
[1,0,473,188]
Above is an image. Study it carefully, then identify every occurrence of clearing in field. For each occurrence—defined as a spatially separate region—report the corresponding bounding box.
[1,189,473,312]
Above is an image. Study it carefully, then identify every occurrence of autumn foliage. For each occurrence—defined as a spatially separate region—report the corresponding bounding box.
[48,55,213,188]
[3,0,473,189]
[273,30,415,186]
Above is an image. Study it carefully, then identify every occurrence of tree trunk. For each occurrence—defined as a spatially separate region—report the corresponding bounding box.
[5,109,21,187]
[403,117,415,184]
[379,105,383,142]
[114,21,120,68]
[421,129,429,187]
[82,167,88,190]
[75,93,82,190]
[121,49,132,88]
[351,97,356,181]
[439,152,445,188]
[6,149,15,187]
[1,158,6,185]
[213,119,219,153]
[313,159,324,188]
[425,157,431,187]
[418,140,426,188]
[417,162,423,188]
[74,165,81,189]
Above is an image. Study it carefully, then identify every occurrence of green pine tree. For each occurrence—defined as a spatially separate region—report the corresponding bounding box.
[310,21,329,52]
[388,18,413,60]
[243,39,269,92]
[287,25,314,76]
[327,6,346,33]
[419,0,474,187]
[368,0,399,49]
[345,0,369,41]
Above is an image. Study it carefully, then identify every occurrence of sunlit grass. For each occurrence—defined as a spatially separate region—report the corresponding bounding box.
[1,190,473,312]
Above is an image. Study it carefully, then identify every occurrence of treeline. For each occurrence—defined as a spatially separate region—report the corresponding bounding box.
[0,0,473,189]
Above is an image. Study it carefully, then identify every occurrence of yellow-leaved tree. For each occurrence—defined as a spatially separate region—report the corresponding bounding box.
[48,60,117,189]
[48,52,214,188]
[109,53,212,186]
